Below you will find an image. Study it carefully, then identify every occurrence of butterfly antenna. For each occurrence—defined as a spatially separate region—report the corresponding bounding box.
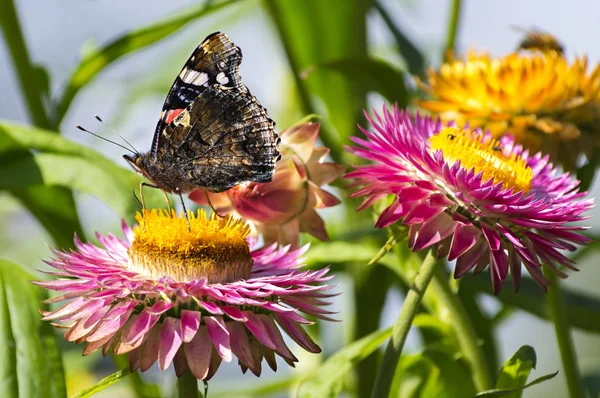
[95,114,139,154]
[204,190,225,218]
[76,125,137,155]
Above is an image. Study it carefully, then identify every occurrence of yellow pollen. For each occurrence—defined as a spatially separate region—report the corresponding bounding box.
[429,127,533,192]
[128,209,253,283]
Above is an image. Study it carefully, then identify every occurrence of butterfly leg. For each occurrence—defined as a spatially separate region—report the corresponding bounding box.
[139,182,160,210]
[176,188,191,230]
[162,191,172,214]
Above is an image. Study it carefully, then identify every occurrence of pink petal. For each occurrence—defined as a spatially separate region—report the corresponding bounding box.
[158,317,183,370]
[173,348,189,377]
[274,314,321,353]
[206,349,223,381]
[221,306,247,322]
[448,223,480,261]
[205,316,232,363]
[454,239,487,278]
[184,326,212,379]
[226,322,257,372]
[140,325,161,372]
[256,314,296,360]
[181,310,201,343]
[412,212,456,251]
[129,346,142,371]
[243,311,277,350]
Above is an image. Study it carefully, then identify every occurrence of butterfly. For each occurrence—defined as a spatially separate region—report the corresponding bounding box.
[123,32,280,208]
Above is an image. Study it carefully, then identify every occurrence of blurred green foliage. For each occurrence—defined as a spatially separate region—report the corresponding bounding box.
[1,0,599,397]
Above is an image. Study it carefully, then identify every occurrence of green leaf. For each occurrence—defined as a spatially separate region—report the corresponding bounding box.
[421,349,478,398]
[54,0,241,124]
[494,346,536,397]
[71,368,132,398]
[373,0,426,77]
[264,0,369,163]
[392,349,477,398]
[297,327,392,398]
[305,241,388,269]
[0,121,163,222]
[304,56,409,107]
[0,259,66,398]
[32,64,51,102]
[11,185,84,249]
[577,150,600,192]
[475,371,558,397]
[463,274,600,333]
[214,375,301,397]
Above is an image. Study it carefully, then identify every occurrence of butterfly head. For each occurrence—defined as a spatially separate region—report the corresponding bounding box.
[124,153,148,176]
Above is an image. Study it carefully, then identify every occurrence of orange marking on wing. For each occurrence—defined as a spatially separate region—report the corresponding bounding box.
[165,109,184,124]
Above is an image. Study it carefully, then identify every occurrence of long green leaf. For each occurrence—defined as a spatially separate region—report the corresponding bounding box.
[0,121,163,221]
[0,0,51,128]
[0,259,66,398]
[264,0,369,163]
[305,55,409,106]
[71,368,132,398]
[11,186,84,250]
[373,0,426,77]
[353,266,397,398]
[297,327,392,398]
[54,0,240,124]
[463,274,600,333]
[475,371,558,397]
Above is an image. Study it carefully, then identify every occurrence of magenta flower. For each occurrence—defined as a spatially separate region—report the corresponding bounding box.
[35,210,334,379]
[346,105,593,294]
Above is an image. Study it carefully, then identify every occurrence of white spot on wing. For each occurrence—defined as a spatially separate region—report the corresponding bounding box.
[216,72,229,85]
[179,69,208,86]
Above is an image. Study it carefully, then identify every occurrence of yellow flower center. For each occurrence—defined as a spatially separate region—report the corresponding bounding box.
[429,127,533,192]
[128,209,253,283]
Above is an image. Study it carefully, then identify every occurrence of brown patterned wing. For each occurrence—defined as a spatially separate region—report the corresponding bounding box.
[151,32,246,157]
[159,84,280,192]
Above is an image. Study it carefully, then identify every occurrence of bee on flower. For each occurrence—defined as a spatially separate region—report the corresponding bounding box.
[415,36,600,171]
[346,106,593,294]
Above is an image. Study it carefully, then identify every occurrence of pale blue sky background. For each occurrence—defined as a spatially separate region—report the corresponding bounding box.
[1,0,600,396]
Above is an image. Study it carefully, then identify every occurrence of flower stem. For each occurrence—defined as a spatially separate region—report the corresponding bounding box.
[444,0,463,61]
[371,249,437,398]
[544,266,584,398]
[430,267,493,391]
[177,372,199,398]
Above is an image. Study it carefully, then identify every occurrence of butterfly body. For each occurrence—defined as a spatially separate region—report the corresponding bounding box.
[124,32,279,194]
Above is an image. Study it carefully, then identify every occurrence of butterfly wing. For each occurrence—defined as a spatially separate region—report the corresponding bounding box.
[151,31,246,157]
[159,84,280,192]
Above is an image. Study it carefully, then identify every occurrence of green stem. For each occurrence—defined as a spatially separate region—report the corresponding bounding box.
[444,0,463,61]
[177,372,199,398]
[544,266,585,398]
[431,267,494,391]
[371,249,438,398]
[0,0,51,128]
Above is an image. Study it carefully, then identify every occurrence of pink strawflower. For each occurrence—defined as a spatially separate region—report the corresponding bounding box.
[346,105,593,294]
[35,210,334,379]
[190,122,345,248]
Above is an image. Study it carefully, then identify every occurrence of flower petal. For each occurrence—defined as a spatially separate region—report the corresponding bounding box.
[158,317,183,370]
[204,316,232,363]
[184,326,212,379]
